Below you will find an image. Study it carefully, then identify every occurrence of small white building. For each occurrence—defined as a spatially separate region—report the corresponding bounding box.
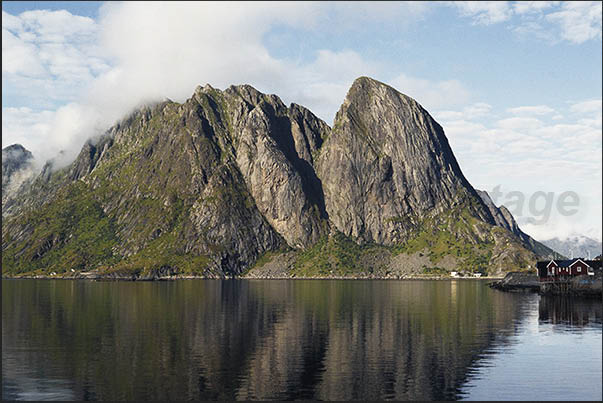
[451,271,459,278]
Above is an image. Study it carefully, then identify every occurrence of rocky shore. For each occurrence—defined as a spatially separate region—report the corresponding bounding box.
[489,271,603,297]
[488,271,540,292]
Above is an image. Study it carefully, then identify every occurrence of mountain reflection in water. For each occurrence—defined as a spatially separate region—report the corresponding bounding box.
[2,280,601,401]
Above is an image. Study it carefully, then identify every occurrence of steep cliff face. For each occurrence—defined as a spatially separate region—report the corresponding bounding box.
[219,84,329,248]
[2,77,549,278]
[316,77,494,245]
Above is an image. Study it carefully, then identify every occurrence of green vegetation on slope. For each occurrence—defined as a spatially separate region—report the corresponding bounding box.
[390,208,494,273]
[99,232,211,277]
[2,180,119,275]
[278,192,531,278]
[290,232,389,277]
[2,177,211,277]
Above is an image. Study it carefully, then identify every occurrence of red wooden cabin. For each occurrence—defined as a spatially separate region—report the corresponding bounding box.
[536,258,601,282]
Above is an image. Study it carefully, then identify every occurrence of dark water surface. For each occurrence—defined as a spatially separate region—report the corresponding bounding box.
[2,279,601,401]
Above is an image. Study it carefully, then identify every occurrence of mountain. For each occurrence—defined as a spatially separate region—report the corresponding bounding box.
[318,77,494,245]
[2,144,36,216]
[540,235,602,260]
[476,190,558,259]
[2,144,33,186]
[2,77,553,279]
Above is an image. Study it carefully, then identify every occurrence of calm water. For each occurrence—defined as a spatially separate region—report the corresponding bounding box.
[2,279,601,401]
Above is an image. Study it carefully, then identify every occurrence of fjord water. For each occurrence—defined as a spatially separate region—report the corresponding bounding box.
[2,280,601,401]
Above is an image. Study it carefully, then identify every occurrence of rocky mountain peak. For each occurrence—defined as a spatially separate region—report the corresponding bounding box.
[317,76,493,245]
[2,144,37,216]
[2,143,33,169]
[3,143,30,155]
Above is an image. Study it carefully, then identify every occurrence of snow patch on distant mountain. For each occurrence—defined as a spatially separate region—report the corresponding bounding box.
[540,235,603,259]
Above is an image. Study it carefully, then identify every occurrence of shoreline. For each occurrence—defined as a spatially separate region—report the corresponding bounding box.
[6,274,599,297]
[1,274,505,281]
[488,271,603,298]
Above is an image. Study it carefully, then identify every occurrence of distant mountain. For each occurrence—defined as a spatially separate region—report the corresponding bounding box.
[2,144,36,215]
[541,235,602,260]
[2,77,553,279]
[2,144,33,189]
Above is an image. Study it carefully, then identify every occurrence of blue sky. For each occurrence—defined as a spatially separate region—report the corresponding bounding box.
[2,1,602,241]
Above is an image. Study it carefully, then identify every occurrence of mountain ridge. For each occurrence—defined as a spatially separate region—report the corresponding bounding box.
[540,235,602,260]
[2,77,556,278]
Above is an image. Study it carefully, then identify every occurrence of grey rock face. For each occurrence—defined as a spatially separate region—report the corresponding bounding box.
[186,164,284,273]
[91,98,286,272]
[69,136,114,181]
[477,189,517,232]
[2,144,33,187]
[288,103,330,166]
[477,189,557,259]
[316,77,493,245]
[2,144,36,214]
[220,85,329,248]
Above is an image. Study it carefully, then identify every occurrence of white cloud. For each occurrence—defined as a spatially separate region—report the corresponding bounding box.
[1,107,55,164]
[2,10,22,31]
[453,1,513,25]
[434,110,464,121]
[317,1,430,29]
[546,1,602,44]
[463,102,492,118]
[1,2,456,163]
[389,73,471,111]
[568,99,603,130]
[511,21,557,42]
[434,102,492,123]
[507,105,555,116]
[451,1,602,44]
[88,2,393,130]
[2,28,46,76]
[497,117,544,130]
[18,9,97,42]
[570,99,602,114]
[513,1,559,15]
[437,97,602,241]
[2,9,109,108]
[1,103,108,167]
[285,49,383,121]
